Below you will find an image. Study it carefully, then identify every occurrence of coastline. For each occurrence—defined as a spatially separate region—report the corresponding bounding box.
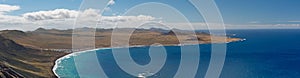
[52,45,179,77]
[52,38,246,77]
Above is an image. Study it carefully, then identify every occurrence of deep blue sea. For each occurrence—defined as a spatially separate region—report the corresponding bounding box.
[54,29,300,78]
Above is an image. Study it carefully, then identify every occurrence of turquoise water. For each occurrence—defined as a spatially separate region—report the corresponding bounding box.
[54,29,300,78]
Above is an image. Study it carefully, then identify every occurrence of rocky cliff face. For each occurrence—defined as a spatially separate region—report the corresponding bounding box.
[0,35,27,77]
[0,33,66,78]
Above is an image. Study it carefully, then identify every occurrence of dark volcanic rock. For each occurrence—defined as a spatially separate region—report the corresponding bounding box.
[163,30,176,35]
[0,35,26,51]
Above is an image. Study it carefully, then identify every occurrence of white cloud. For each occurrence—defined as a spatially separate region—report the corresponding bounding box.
[79,8,101,17]
[22,8,155,22]
[0,4,20,11]
[107,0,115,6]
[23,9,78,21]
[104,0,115,11]
[0,14,37,31]
[0,4,29,30]
[5,8,155,30]
[0,4,20,13]
[0,4,299,31]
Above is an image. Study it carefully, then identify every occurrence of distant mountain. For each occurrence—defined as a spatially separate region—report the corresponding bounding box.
[163,30,176,35]
[148,28,170,33]
[34,27,47,32]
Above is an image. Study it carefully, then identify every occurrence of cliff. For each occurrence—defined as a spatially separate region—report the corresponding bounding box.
[0,34,66,77]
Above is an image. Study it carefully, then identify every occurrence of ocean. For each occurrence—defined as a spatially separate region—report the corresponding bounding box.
[53,29,300,78]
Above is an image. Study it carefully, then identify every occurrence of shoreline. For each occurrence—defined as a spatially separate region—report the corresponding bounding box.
[52,38,246,77]
[52,44,184,77]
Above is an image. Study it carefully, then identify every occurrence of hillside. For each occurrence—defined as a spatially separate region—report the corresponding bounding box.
[1,28,241,49]
[0,35,66,77]
[0,28,241,77]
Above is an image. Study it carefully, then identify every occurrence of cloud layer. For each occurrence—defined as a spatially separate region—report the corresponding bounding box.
[0,4,20,14]
[0,4,299,31]
[23,9,78,21]
[22,8,155,22]
[0,6,157,30]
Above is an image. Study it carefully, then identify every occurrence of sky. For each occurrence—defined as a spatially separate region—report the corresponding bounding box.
[0,0,299,31]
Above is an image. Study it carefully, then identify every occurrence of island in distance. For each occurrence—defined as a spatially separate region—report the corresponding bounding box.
[0,27,241,77]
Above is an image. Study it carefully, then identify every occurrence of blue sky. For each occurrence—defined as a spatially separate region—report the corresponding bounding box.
[0,0,299,30]
[0,0,80,15]
[216,0,300,24]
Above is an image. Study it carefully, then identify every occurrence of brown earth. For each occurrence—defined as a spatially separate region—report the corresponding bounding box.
[0,28,241,77]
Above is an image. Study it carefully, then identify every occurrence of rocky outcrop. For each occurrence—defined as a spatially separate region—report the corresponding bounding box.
[0,35,26,51]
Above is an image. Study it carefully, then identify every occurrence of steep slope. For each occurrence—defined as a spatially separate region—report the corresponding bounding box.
[0,34,26,51]
[0,35,66,77]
